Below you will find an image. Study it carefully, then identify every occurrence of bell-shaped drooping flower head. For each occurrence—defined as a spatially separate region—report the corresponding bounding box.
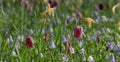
[99,3,104,10]
[48,0,59,8]
[73,26,83,39]
[76,12,82,20]
[26,36,34,48]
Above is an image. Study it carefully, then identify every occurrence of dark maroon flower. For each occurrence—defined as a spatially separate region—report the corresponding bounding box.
[43,33,49,42]
[48,0,59,8]
[26,36,34,48]
[25,1,29,10]
[19,0,22,5]
[99,3,104,10]
[76,12,82,20]
[73,26,83,39]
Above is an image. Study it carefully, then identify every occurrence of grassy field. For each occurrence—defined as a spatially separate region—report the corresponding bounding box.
[0,0,120,62]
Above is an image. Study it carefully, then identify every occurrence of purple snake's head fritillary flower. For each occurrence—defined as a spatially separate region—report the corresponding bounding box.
[66,17,73,25]
[17,35,24,42]
[77,40,83,47]
[73,26,83,39]
[106,42,114,51]
[29,29,34,35]
[62,55,68,61]
[99,3,104,10]
[76,12,82,20]
[26,36,34,48]
[19,0,22,5]
[49,41,56,49]
[62,36,67,43]
[82,55,86,61]
[110,55,115,62]
[48,0,59,8]
[8,35,13,45]
[80,48,85,54]
[43,32,49,42]
[24,1,32,11]
[39,53,43,59]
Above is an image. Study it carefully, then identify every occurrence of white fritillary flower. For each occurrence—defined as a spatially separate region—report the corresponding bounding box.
[88,55,94,62]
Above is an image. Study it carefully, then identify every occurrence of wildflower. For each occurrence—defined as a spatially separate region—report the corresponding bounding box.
[73,26,83,39]
[12,51,16,57]
[62,55,68,61]
[40,12,46,17]
[85,18,95,27]
[13,0,16,3]
[76,12,82,20]
[24,1,29,10]
[76,0,83,4]
[48,0,59,8]
[17,35,24,42]
[101,16,107,21]
[26,36,34,48]
[76,40,83,47]
[106,42,114,51]
[39,53,43,59]
[40,18,46,24]
[88,55,94,62]
[111,55,115,62]
[106,28,111,33]
[19,0,22,5]
[45,3,54,16]
[82,55,86,61]
[43,33,49,42]
[80,48,85,54]
[49,41,56,49]
[71,47,75,54]
[112,3,120,14]
[66,17,73,24]
[29,29,34,35]
[50,26,53,33]
[118,22,120,27]
[99,3,104,10]
[5,28,9,34]
[64,41,72,54]
[8,35,13,45]
[62,36,67,43]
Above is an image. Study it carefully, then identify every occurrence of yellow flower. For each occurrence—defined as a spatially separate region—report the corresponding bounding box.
[41,12,46,17]
[85,18,95,27]
[112,3,120,14]
[13,0,16,3]
[45,3,54,16]
[118,22,120,27]
[7,2,11,7]
[41,18,46,24]
[71,6,75,11]
[76,0,83,4]
[43,0,47,3]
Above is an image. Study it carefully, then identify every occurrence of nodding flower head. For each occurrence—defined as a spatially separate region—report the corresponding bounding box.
[88,55,94,62]
[64,41,74,54]
[48,0,59,8]
[49,41,56,49]
[99,3,104,10]
[26,36,34,48]
[73,26,83,39]
[76,12,82,20]
[43,33,49,42]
